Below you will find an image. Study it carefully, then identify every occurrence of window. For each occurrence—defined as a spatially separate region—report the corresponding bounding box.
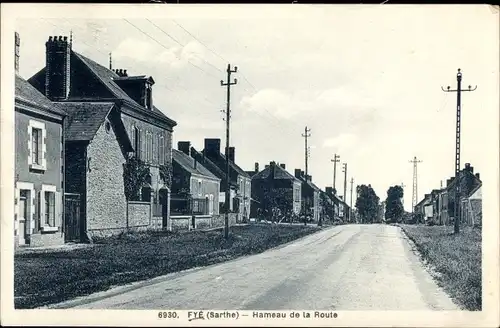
[28,120,47,170]
[44,191,55,226]
[153,134,157,164]
[145,84,152,109]
[158,136,165,165]
[32,128,41,164]
[149,132,153,163]
[133,126,140,159]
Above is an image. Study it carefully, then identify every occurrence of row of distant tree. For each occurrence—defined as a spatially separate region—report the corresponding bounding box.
[354,184,421,224]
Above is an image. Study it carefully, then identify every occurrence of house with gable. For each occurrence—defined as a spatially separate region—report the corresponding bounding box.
[190,139,251,224]
[294,169,322,223]
[169,142,220,230]
[250,161,302,221]
[28,35,177,241]
[14,32,67,247]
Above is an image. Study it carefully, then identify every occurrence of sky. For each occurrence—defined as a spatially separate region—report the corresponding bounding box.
[12,5,499,211]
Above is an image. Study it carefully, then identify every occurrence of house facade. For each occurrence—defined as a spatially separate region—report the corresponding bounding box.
[325,187,341,223]
[250,161,302,221]
[28,35,176,240]
[14,32,67,247]
[171,142,220,217]
[294,169,321,222]
[192,138,251,223]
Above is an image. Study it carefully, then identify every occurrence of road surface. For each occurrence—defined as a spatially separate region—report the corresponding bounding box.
[50,224,459,310]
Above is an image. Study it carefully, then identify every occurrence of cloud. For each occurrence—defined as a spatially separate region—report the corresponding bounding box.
[322,133,358,150]
[113,38,208,71]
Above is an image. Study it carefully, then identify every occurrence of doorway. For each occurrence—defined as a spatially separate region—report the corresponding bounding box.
[18,191,28,245]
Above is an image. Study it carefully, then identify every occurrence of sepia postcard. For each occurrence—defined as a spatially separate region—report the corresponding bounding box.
[1,3,499,327]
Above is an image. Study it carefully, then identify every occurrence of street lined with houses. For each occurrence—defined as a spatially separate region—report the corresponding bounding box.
[10,10,490,315]
[48,224,458,311]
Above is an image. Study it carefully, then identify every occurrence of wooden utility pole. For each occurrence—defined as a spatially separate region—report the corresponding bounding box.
[350,177,354,223]
[441,68,477,234]
[331,154,340,194]
[342,163,347,204]
[302,126,311,177]
[220,64,238,239]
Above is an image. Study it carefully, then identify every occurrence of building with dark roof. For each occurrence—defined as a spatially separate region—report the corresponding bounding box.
[294,169,322,223]
[14,32,66,247]
[28,34,177,240]
[250,161,302,220]
[171,143,220,218]
[187,138,251,223]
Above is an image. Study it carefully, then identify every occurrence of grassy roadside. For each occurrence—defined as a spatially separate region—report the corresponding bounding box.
[399,224,482,311]
[15,223,321,309]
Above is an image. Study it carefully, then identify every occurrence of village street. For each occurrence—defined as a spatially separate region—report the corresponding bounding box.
[50,224,459,311]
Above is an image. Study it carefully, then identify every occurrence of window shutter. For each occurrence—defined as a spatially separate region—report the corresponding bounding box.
[41,128,47,169]
[153,134,157,164]
[55,191,62,230]
[139,129,144,160]
[14,187,20,236]
[27,127,32,166]
[38,191,43,231]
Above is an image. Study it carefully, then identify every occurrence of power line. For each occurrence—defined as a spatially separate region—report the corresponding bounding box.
[171,19,229,64]
[146,19,224,74]
[123,19,219,79]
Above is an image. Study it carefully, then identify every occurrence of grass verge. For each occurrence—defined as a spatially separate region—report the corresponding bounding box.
[15,223,321,309]
[399,224,482,311]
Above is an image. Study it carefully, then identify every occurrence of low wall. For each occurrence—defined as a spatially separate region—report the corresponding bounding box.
[170,215,228,231]
[128,201,151,227]
[212,213,237,228]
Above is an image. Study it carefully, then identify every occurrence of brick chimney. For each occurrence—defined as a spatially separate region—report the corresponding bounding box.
[326,187,333,195]
[279,163,286,169]
[270,161,276,179]
[204,138,220,158]
[15,32,20,73]
[475,173,480,180]
[254,162,259,172]
[294,169,301,179]
[113,69,128,77]
[178,141,191,156]
[45,35,71,101]
[306,175,312,181]
[228,147,235,162]
[464,163,473,174]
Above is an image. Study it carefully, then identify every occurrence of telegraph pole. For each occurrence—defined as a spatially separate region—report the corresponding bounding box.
[342,163,347,220]
[350,177,354,223]
[409,157,422,215]
[220,64,238,239]
[441,68,477,234]
[302,127,311,177]
[331,154,340,194]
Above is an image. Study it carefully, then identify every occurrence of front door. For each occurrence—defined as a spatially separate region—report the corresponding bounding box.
[18,194,27,245]
[159,189,169,228]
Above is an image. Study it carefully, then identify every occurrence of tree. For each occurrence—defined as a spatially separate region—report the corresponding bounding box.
[355,184,380,223]
[385,185,404,223]
[123,156,151,201]
[261,188,291,223]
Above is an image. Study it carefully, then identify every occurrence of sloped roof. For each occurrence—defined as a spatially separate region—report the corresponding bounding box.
[191,148,226,180]
[202,150,250,179]
[15,74,66,116]
[172,149,219,180]
[252,164,300,182]
[59,102,115,141]
[298,176,321,192]
[74,53,175,125]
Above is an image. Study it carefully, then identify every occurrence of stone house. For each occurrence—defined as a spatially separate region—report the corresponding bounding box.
[170,142,220,220]
[191,139,251,223]
[294,169,321,223]
[250,161,302,221]
[461,183,482,227]
[27,35,177,241]
[14,33,67,247]
[325,187,341,222]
